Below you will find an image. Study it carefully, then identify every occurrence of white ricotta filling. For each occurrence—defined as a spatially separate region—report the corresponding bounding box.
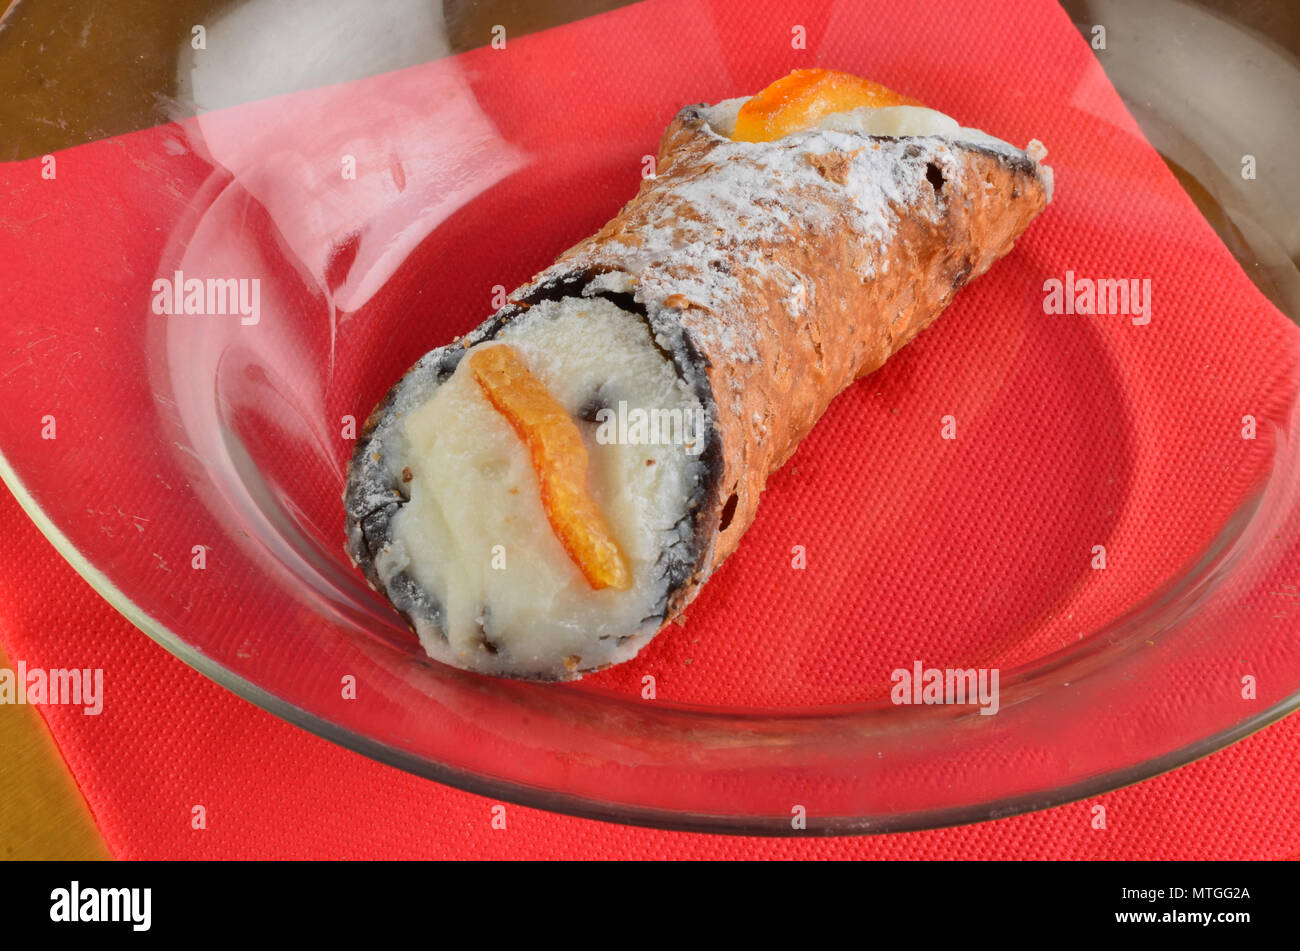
[389,296,705,669]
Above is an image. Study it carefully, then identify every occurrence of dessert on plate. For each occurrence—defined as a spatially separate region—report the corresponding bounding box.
[345,69,1053,680]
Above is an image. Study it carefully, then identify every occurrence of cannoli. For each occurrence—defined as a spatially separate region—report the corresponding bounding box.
[345,69,1053,680]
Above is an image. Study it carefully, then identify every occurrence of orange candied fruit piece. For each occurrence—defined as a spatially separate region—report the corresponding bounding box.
[468,344,632,591]
[731,68,924,143]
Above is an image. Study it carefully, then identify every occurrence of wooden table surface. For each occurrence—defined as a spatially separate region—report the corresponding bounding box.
[0,642,111,859]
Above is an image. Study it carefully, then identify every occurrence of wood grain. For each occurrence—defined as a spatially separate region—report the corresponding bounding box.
[0,641,111,860]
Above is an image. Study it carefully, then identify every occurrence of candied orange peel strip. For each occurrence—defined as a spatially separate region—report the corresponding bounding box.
[469,344,632,591]
[731,68,924,143]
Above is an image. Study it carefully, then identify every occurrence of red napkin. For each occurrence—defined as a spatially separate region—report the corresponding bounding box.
[3,488,1300,859]
[2,0,1299,857]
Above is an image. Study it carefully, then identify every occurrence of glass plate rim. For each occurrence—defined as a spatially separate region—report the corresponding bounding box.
[6,450,1299,837]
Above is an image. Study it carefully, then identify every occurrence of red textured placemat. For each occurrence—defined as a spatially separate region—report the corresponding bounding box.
[2,0,1299,857]
[3,485,1300,859]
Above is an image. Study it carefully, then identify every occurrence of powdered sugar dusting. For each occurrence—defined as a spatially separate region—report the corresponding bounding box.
[523,123,982,364]
[516,100,1048,372]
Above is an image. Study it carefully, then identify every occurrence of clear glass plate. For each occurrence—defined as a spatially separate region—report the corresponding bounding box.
[2,0,1298,834]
